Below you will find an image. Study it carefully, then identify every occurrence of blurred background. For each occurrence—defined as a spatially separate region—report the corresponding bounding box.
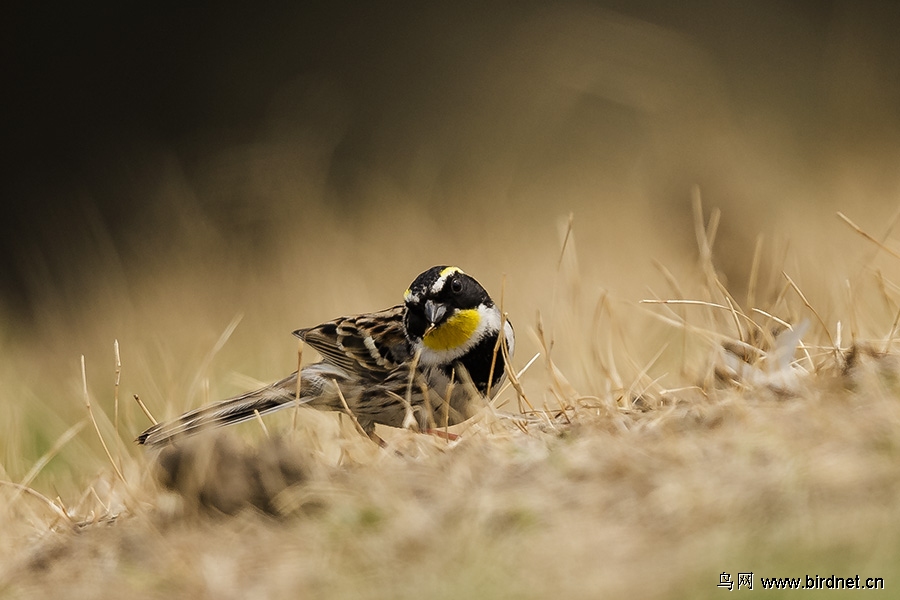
[4,1,900,473]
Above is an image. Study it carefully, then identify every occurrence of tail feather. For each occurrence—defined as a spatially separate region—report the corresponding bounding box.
[137,372,306,447]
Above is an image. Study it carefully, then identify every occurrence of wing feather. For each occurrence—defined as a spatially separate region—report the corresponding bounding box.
[293,305,410,380]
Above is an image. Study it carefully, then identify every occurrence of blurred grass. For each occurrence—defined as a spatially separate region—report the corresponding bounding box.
[4,192,900,598]
[4,4,900,597]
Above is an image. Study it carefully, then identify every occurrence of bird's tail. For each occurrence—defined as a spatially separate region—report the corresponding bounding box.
[136,369,338,447]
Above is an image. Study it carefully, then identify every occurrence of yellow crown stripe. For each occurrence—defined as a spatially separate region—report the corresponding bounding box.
[423,308,480,351]
[439,266,464,278]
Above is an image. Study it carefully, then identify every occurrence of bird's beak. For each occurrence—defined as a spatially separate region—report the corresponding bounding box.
[423,300,447,335]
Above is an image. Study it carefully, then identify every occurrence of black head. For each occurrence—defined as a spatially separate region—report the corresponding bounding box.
[402,266,492,343]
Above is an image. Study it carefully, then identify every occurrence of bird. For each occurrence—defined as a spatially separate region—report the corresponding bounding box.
[137,266,515,447]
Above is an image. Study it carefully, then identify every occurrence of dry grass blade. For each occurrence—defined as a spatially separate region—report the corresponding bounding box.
[16,420,88,492]
[706,207,721,251]
[556,212,575,270]
[501,311,534,415]
[546,212,576,356]
[0,480,74,527]
[782,272,839,354]
[333,380,369,438]
[132,394,157,426]
[84,486,110,515]
[253,409,271,438]
[293,340,303,430]
[624,342,668,405]
[535,313,570,411]
[843,278,858,344]
[691,189,755,351]
[750,308,816,369]
[187,313,244,404]
[403,349,422,429]
[714,278,746,342]
[692,187,719,293]
[490,352,541,410]
[750,307,792,330]
[113,339,121,444]
[883,304,900,354]
[440,374,454,432]
[641,298,764,338]
[837,211,900,261]
[588,291,625,384]
[81,355,125,484]
[651,259,687,299]
[639,301,771,363]
[747,233,764,309]
[486,273,507,398]
[873,269,898,312]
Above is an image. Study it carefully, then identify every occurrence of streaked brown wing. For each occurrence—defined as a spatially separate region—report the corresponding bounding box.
[293,305,411,380]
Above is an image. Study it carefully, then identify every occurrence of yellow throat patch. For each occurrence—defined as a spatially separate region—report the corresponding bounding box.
[423,308,480,351]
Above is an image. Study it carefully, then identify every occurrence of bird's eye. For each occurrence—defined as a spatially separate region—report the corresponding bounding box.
[450,278,464,294]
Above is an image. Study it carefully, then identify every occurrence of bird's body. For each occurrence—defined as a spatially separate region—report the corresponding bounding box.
[137,266,514,446]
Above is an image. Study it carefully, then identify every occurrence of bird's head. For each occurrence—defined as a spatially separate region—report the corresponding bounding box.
[403,266,503,364]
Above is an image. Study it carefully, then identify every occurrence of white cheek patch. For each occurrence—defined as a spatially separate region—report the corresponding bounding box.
[504,321,515,357]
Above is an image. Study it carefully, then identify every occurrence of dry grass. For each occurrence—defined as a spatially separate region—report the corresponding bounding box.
[7,5,900,597]
[3,188,900,599]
